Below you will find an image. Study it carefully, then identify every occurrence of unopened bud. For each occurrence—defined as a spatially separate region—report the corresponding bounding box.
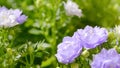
[6,48,13,55]
[56,67,60,68]
[28,46,34,54]
[81,50,89,58]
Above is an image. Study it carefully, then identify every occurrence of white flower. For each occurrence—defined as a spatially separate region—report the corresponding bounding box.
[0,6,27,27]
[114,25,120,38]
[0,10,18,27]
[64,0,82,17]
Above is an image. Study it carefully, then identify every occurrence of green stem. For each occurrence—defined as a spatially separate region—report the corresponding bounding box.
[68,64,71,68]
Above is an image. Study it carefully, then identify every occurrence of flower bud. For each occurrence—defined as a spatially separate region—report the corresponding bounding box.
[81,50,89,58]
[6,48,13,55]
[28,46,34,54]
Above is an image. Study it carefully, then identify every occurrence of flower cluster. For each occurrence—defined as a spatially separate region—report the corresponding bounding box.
[55,25,108,64]
[64,0,82,17]
[91,48,120,68]
[0,6,27,27]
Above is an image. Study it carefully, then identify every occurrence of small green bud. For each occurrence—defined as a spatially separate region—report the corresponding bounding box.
[6,48,13,55]
[56,67,60,68]
[81,50,89,58]
[35,0,41,8]
[8,59,13,64]
[28,46,34,54]
[108,31,115,40]
[71,63,79,68]
[0,57,2,62]
[114,45,118,49]
[114,45,119,52]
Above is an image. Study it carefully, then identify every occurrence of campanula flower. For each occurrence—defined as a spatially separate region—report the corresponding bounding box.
[91,48,120,68]
[0,6,27,27]
[55,36,82,64]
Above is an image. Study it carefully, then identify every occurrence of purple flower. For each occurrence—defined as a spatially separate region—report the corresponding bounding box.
[0,6,7,12]
[91,48,120,68]
[16,15,27,24]
[55,36,82,64]
[73,25,108,49]
[0,6,27,27]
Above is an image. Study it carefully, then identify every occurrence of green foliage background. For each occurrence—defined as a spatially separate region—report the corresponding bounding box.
[0,0,120,68]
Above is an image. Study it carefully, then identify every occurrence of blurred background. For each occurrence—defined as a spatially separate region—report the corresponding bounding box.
[0,0,120,67]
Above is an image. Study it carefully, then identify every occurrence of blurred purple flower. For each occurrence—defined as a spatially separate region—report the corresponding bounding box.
[0,6,27,27]
[0,6,7,12]
[91,48,120,68]
[16,15,27,24]
[55,36,82,64]
[73,25,108,49]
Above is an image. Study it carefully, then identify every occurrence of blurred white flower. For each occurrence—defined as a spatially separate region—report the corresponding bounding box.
[114,25,120,38]
[64,0,82,17]
[0,6,27,27]
[15,54,21,61]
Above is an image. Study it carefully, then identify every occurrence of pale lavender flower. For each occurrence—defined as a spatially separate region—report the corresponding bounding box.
[91,48,120,68]
[0,6,27,27]
[16,15,27,24]
[0,6,7,12]
[64,0,82,17]
[73,25,108,49]
[55,36,82,64]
